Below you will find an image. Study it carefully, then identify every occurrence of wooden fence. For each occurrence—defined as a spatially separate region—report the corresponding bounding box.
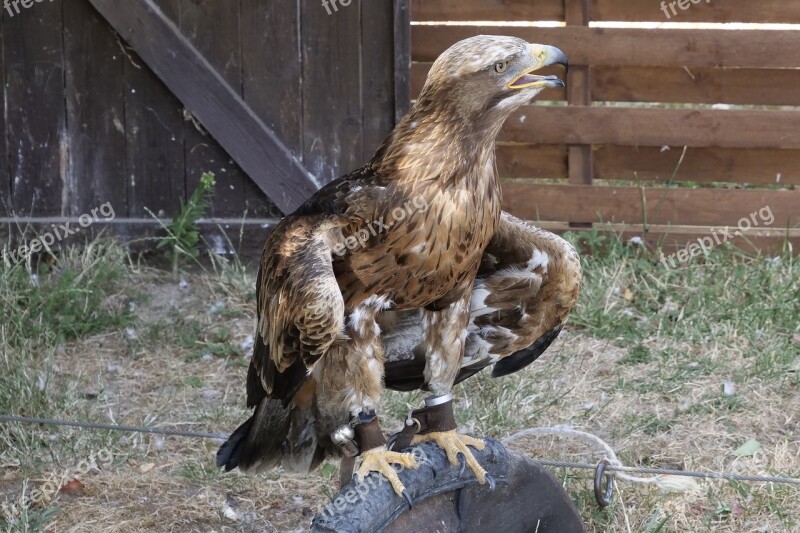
[411,0,800,252]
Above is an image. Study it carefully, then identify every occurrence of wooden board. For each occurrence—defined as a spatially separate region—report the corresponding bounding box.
[413,63,800,106]
[495,144,800,186]
[592,66,800,106]
[411,0,800,23]
[241,0,303,217]
[361,1,397,161]
[89,0,318,214]
[123,41,186,218]
[412,26,800,69]
[63,0,128,217]
[3,216,796,259]
[301,0,364,184]
[175,0,263,218]
[0,21,7,218]
[589,0,800,24]
[3,0,67,216]
[496,144,568,180]
[411,0,564,22]
[498,106,800,149]
[501,183,800,227]
[593,146,800,186]
[394,0,412,123]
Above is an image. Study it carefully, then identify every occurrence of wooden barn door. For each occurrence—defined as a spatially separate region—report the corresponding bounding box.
[0,0,410,242]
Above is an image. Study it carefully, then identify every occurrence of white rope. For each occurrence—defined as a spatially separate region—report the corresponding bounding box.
[504,426,698,491]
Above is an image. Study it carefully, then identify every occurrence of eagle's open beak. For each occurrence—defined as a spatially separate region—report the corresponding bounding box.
[508,44,568,90]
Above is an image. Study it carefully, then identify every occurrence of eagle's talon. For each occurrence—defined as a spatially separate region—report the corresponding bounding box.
[486,474,497,491]
[412,430,488,484]
[401,489,414,509]
[355,446,419,496]
[457,453,467,477]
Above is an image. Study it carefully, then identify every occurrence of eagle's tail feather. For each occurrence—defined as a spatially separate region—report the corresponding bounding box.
[216,397,292,473]
[215,415,252,472]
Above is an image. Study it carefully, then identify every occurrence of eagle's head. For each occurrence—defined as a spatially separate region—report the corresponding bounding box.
[375,35,567,178]
[418,35,567,128]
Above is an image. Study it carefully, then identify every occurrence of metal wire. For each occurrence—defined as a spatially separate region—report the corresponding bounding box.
[533,459,800,485]
[1,414,799,486]
[0,414,228,440]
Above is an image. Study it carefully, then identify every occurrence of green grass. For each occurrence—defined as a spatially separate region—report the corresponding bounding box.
[569,229,798,382]
[0,242,134,420]
[0,231,797,531]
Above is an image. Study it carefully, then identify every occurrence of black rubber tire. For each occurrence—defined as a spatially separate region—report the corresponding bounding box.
[311,438,586,533]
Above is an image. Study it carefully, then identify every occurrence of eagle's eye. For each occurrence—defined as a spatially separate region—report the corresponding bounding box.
[493,61,509,74]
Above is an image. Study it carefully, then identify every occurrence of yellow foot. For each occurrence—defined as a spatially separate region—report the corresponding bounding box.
[355,446,419,496]
[412,430,487,484]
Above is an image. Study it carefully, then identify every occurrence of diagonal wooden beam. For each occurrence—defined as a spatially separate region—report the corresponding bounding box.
[87,0,319,214]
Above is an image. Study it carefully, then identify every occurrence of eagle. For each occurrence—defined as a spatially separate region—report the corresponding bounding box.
[217,35,581,496]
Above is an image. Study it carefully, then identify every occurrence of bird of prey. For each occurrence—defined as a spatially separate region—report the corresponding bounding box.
[217,35,580,496]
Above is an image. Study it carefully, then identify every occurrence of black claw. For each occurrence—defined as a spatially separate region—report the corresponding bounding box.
[486,474,496,491]
[457,453,467,477]
[401,489,414,509]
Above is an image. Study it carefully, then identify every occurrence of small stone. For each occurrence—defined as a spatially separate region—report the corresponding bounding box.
[723,381,736,397]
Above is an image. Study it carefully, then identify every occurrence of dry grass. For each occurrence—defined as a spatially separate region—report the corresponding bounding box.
[1,235,798,532]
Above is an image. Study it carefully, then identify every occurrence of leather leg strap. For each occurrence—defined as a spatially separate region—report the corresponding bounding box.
[390,394,456,451]
[336,411,387,487]
[353,411,387,453]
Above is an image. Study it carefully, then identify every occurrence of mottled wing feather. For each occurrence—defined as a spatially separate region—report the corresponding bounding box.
[382,212,582,390]
[249,216,347,403]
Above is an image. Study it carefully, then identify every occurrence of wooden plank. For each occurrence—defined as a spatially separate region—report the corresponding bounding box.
[412,26,800,69]
[63,0,128,217]
[177,0,254,218]
[241,0,303,216]
[88,0,318,214]
[592,66,800,106]
[589,0,800,24]
[499,107,800,149]
[565,0,593,209]
[3,0,66,217]
[0,217,280,257]
[410,0,800,24]
[496,144,800,186]
[0,20,7,219]
[123,41,186,218]
[410,0,564,21]
[361,1,396,161]
[496,144,568,180]
[501,183,800,227]
[594,146,800,186]
[414,63,800,106]
[301,0,363,184]
[394,0,412,124]
[3,217,796,258]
